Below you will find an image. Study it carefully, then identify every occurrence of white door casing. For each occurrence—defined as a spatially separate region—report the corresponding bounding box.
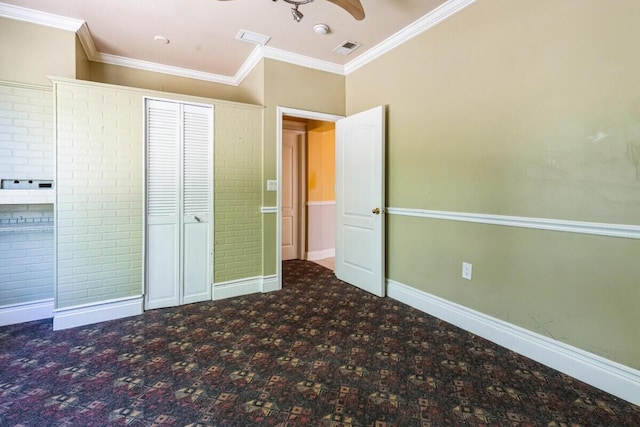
[145,99,213,310]
[281,130,299,261]
[335,105,386,297]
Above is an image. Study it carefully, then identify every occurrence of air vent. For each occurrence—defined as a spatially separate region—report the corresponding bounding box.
[333,40,362,56]
[236,29,271,46]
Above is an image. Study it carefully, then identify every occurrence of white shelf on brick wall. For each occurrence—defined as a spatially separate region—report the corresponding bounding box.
[0,190,55,205]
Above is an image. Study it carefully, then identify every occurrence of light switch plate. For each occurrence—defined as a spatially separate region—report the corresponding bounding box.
[462,262,472,280]
[266,180,277,191]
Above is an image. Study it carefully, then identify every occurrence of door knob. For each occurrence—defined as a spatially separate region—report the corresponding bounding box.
[372,208,380,215]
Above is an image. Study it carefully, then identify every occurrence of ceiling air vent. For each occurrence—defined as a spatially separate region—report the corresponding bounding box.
[333,40,361,56]
[236,29,271,46]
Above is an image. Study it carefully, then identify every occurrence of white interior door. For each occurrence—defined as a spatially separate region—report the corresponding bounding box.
[282,130,299,261]
[146,100,212,309]
[335,105,386,297]
[146,100,181,309]
[182,104,213,304]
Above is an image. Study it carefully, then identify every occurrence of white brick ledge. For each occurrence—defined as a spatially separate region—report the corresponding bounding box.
[388,279,640,406]
[0,79,52,91]
[0,190,54,205]
[386,207,640,240]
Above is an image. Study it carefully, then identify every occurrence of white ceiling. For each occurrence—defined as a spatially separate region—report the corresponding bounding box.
[0,0,473,85]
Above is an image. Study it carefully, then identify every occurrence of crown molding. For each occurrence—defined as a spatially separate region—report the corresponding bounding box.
[344,0,476,74]
[76,22,98,61]
[234,46,264,84]
[96,52,240,86]
[259,46,345,75]
[0,2,83,31]
[0,0,475,85]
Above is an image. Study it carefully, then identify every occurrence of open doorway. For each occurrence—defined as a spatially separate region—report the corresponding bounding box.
[277,106,386,296]
[275,107,343,290]
[282,116,336,270]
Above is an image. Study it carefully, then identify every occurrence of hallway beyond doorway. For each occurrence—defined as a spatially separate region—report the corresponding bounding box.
[311,256,335,271]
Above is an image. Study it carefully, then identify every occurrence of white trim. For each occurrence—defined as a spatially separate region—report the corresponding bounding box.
[234,47,264,84]
[0,189,55,205]
[213,276,262,300]
[306,200,336,206]
[0,2,83,31]
[262,275,278,293]
[260,46,345,75]
[53,296,143,331]
[261,206,277,214]
[387,207,640,240]
[306,249,335,261]
[212,276,264,301]
[96,52,239,86]
[76,22,98,61]
[344,0,476,74]
[0,79,52,91]
[387,279,640,406]
[212,275,278,299]
[48,77,263,110]
[0,299,54,326]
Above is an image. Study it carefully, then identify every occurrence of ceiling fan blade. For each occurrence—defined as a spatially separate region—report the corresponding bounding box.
[326,0,365,21]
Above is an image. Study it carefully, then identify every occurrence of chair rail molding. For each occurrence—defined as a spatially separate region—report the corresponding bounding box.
[386,207,640,240]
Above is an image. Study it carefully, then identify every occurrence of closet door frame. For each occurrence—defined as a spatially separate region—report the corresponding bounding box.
[143,97,214,310]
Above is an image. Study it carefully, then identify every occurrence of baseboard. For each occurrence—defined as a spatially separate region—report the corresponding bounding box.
[387,279,640,406]
[213,276,263,300]
[262,275,278,293]
[306,249,335,261]
[53,296,143,331]
[0,299,54,326]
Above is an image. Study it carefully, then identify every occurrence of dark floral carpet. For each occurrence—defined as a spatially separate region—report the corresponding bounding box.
[1,260,638,426]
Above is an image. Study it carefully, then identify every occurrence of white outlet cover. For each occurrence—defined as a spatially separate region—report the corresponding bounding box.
[266,180,277,191]
[462,262,473,280]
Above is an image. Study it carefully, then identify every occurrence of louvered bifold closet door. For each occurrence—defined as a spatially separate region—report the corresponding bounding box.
[145,100,181,309]
[182,104,213,304]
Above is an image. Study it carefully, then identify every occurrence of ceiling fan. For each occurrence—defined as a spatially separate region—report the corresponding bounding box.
[218,0,365,22]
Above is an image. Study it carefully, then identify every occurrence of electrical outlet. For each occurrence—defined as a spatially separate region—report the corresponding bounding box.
[266,180,277,191]
[462,262,472,280]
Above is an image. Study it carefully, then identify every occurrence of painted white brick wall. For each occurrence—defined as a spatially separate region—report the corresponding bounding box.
[55,82,143,308]
[0,82,55,309]
[0,205,54,306]
[0,83,53,181]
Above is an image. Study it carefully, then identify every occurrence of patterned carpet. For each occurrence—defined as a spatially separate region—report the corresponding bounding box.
[1,260,638,426]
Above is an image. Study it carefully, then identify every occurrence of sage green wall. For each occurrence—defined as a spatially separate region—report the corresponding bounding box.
[0,17,76,85]
[346,0,640,368]
[213,104,264,283]
[261,59,345,275]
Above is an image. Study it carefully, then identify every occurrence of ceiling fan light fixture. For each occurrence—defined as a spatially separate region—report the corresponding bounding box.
[291,5,304,22]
